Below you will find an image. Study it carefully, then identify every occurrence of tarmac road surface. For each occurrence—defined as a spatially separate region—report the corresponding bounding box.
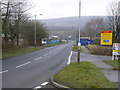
[2,42,73,88]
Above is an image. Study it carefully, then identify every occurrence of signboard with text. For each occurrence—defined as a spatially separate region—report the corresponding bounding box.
[100,30,112,45]
[113,43,120,55]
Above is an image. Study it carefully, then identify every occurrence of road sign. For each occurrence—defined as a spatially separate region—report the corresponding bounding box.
[113,43,120,47]
[100,30,112,45]
[112,43,120,55]
[113,52,120,55]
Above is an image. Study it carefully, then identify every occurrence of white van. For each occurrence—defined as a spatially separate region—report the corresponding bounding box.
[42,39,46,45]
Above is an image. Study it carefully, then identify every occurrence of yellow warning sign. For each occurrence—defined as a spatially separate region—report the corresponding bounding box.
[100,30,112,45]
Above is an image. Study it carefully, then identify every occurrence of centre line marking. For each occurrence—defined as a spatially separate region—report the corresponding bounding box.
[49,52,52,54]
[16,61,31,68]
[34,57,42,61]
[0,70,8,74]
[44,54,48,56]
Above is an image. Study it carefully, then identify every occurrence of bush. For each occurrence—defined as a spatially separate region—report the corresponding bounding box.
[2,41,13,49]
[86,45,112,56]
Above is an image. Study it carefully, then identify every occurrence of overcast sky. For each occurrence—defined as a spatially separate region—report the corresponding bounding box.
[27,0,119,19]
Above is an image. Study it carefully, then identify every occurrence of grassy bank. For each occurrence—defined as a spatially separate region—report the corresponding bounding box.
[54,62,115,88]
[2,47,43,59]
[104,60,120,70]
[72,45,82,52]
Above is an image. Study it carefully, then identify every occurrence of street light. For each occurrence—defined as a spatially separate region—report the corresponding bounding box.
[34,14,43,47]
[77,0,81,64]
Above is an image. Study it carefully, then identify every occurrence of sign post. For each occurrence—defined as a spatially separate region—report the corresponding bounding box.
[112,43,120,60]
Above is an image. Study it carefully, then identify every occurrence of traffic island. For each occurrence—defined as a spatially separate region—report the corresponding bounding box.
[51,62,115,89]
[72,45,82,52]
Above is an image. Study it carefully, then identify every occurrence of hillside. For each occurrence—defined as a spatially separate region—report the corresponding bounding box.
[41,16,107,31]
[40,16,107,38]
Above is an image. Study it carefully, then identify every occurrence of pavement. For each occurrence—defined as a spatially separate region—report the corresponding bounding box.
[51,46,119,89]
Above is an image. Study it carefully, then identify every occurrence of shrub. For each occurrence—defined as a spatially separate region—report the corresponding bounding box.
[86,45,112,56]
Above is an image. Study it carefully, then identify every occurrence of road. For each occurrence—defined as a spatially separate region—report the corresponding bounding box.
[2,42,73,88]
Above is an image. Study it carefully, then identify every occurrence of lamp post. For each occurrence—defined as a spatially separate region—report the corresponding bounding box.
[77,0,81,64]
[34,14,42,47]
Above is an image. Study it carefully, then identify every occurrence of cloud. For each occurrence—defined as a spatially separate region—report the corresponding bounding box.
[27,0,119,19]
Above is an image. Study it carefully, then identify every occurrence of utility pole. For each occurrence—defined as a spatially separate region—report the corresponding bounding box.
[34,14,42,47]
[77,0,81,64]
[34,15,36,47]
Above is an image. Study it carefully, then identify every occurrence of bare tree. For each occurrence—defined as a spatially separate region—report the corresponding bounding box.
[1,0,31,45]
[107,1,120,43]
[81,18,107,39]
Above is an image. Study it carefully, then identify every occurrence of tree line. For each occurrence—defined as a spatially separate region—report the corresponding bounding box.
[80,1,120,43]
[1,0,48,48]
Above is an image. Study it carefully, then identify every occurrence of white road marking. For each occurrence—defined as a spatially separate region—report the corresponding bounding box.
[49,52,52,54]
[34,57,42,61]
[44,54,48,56]
[0,70,8,74]
[67,51,73,65]
[34,86,42,89]
[16,61,31,68]
[41,82,49,86]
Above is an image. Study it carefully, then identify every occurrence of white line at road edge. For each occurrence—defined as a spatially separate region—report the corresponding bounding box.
[33,86,42,89]
[34,57,42,61]
[41,82,49,86]
[16,61,31,68]
[33,82,49,89]
[0,70,8,74]
[67,51,73,65]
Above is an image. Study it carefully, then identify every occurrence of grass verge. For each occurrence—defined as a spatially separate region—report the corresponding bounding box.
[53,62,115,88]
[104,60,120,70]
[2,47,43,59]
[72,45,82,52]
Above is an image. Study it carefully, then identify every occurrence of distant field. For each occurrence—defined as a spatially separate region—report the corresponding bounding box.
[50,30,65,34]
[49,30,75,36]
